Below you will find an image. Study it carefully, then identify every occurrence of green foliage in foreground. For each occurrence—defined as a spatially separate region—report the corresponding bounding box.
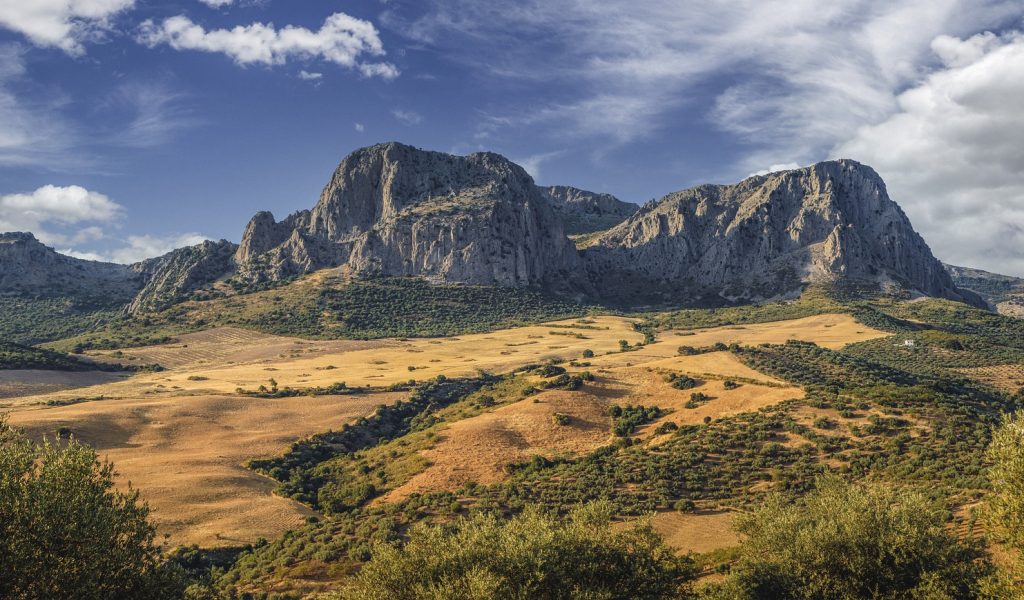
[705,476,990,600]
[334,503,694,600]
[987,412,1024,582]
[0,417,184,600]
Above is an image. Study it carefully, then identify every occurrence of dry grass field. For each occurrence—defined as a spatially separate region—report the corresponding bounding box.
[666,313,888,349]
[7,391,401,547]
[1,311,885,548]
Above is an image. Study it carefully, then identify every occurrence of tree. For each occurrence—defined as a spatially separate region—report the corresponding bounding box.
[337,503,694,600]
[707,475,989,599]
[0,416,184,600]
[985,411,1024,596]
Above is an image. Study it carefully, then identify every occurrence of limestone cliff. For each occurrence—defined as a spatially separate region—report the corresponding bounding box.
[233,142,582,288]
[584,160,976,304]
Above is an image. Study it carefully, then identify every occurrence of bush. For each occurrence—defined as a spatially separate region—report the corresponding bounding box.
[336,503,694,599]
[987,411,1024,560]
[711,476,990,599]
[582,349,595,358]
[0,417,184,599]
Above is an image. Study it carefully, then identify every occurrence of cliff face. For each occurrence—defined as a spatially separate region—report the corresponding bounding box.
[584,160,974,304]
[233,142,582,288]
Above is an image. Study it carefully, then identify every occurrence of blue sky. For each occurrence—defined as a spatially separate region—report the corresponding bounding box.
[0,1,1022,276]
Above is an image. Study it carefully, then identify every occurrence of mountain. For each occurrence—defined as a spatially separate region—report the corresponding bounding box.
[583,160,981,306]
[0,232,140,303]
[0,145,989,324]
[537,186,637,235]
[945,263,1024,316]
[232,142,582,290]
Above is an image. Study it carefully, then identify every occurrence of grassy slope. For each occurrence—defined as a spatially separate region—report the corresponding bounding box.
[0,296,123,345]
[47,276,592,353]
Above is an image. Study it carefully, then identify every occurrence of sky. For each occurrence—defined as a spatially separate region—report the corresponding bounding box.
[0,1,1022,276]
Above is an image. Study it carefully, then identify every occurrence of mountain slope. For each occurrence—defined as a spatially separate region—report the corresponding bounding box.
[945,263,1024,316]
[584,160,980,306]
[538,186,637,235]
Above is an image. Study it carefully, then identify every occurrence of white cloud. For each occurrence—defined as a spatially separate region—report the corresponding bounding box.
[106,233,211,263]
[392,0,1017,160]
[834,31,1024,277]
[137,13,399,78]
[0,184,123,246]
[748,163,801,178]
[391,108,422,125]
[105,81,197,147]
[198,0,235,6]
[0,0,134,55]
[60,232,211,263]
[298,70,323,81]
[354,122,365,132]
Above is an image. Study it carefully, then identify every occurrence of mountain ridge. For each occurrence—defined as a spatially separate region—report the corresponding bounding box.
[0,143,992,319]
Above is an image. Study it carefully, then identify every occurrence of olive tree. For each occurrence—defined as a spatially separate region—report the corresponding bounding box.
[338,502,693,600]
[0,416,184,599]
[706,476,989,600]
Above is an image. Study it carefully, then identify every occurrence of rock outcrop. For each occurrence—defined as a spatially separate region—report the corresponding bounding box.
[584,160,978,305]
[538,186,637,235]
[128,239,238,313]
[232,142,582,289]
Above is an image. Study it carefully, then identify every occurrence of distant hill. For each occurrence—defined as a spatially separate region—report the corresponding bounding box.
[945,263,1024,316]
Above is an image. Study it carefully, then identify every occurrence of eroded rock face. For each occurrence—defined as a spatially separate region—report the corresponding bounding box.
[233,142,582,288]
[128,240,238,313]
[584,160,974,304]
[0,146,986,316]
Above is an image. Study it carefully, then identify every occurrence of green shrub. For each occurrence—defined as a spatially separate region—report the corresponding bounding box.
[710,476,990,599]
[336,503,693,600]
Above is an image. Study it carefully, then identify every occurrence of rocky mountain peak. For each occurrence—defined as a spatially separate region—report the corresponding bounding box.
[586,159,974,304]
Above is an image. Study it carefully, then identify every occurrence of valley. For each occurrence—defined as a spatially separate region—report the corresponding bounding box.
[0,304,899,556]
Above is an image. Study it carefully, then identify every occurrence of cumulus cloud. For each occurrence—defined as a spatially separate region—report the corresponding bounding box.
[834,31,1024,277]
[0,184,123,246]
[391,109,422,125]
[0,0,134,55]
[137,13,399,78]
[198,0,235,6]
[298,70,323,81]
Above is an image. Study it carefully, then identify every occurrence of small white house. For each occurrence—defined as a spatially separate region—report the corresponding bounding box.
[902,339,916,348]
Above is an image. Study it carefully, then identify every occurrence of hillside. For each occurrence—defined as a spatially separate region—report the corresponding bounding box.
[945,263,1024,316]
